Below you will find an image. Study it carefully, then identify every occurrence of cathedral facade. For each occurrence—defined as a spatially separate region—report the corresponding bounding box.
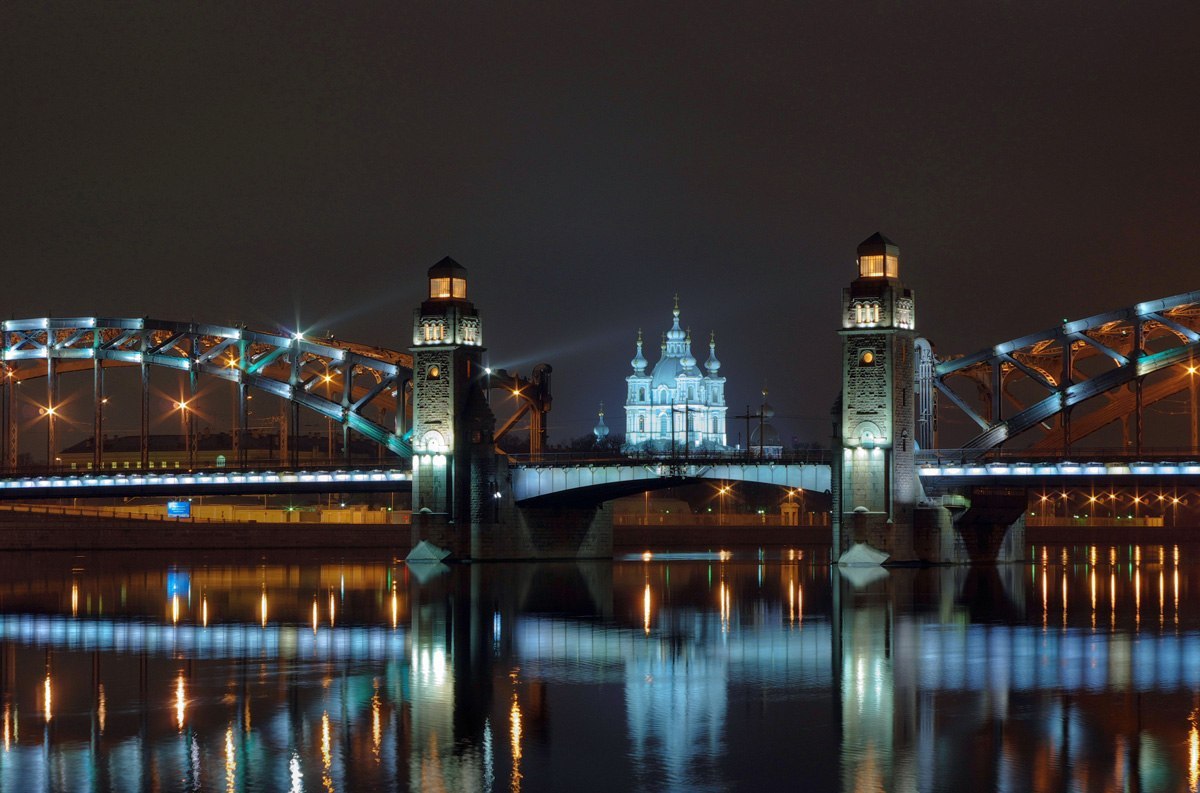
[622,298,728,453]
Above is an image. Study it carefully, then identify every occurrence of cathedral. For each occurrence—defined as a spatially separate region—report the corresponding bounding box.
[621,297,728,453]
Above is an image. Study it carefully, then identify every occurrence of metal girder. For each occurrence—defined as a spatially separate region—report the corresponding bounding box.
[0,316,414,459]
[933,290,1200,454]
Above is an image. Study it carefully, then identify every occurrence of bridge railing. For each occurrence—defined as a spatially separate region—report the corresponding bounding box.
[919,447,1200,466]
[0,460,411,479]
[506,449,833,466]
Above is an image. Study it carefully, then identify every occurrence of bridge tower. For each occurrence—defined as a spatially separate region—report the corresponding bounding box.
[409,257,496,556]
[834,233,919,561]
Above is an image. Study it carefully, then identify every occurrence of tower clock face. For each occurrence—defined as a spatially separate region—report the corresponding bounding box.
[421,430,447,454]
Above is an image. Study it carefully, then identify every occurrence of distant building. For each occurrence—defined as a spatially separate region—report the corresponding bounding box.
[623,297,728,453]
[748,395,783,459]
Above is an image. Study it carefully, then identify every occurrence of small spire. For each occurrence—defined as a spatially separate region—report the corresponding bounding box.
[631,329,648,374]
[673,293,680,313]
[661,332,667,350]
[705,330,721,375]
[593,401,610,441]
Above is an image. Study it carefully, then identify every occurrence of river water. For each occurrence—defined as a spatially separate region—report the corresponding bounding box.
[0,540,1196,792]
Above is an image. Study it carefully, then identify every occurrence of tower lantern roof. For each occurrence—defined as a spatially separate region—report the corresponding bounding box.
[856,232,900,279]
[427,256,469,300]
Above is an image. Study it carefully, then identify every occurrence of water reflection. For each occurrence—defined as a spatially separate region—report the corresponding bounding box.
[1,545,1200,789]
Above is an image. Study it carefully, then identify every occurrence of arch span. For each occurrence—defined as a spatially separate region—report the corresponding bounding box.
[1,317,413,461]
[510,462,831,506]
[930,290,1200,453]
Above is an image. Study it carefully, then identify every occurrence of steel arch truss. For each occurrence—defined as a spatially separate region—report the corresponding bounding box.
[933,290,1200,454]
[0,317,414,459]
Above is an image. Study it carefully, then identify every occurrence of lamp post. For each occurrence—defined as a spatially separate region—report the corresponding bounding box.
[39,405,57,470]
[175,401,194,470]
[718,485,729,525]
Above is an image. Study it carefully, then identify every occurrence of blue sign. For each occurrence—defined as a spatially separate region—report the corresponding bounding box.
[166,569,190,598]
[167,501,191,518]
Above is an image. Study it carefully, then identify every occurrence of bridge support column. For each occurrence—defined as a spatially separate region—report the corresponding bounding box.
[835,234,920,563]
[409,258,501,559]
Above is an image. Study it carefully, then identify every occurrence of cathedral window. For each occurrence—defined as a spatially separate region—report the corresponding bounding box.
[639,387,646,401]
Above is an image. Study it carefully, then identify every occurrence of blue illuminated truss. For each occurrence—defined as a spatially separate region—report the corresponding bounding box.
[930,290,1200,454]
[0,316,414,458]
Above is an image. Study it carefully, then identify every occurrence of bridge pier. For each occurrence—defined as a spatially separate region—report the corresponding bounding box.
[835,235,1026,565]
[408,259,613,561]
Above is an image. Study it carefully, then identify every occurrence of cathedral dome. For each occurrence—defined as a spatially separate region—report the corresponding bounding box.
[630,330,647,374]
[680,330,697,370]
[705,331,721,375]
[651,355,684,388]
[593,403,610,442]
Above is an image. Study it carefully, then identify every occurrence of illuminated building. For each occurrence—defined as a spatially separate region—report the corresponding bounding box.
[410,257,497,551]
[622,297,728,453]
[834,233,918,560]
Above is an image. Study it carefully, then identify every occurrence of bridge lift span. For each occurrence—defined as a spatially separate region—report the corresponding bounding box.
[929,290,1200,456]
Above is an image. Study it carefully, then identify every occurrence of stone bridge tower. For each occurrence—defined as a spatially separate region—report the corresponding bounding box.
[834,233,918,561]
[410,257,497,556]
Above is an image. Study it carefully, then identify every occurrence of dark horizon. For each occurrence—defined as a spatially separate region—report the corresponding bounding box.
[3,2,1198,445]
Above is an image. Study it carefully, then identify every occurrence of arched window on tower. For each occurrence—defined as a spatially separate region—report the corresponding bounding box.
[639,387,646,402]
[638,416,646,433]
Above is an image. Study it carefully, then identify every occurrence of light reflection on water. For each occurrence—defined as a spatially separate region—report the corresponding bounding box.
[0,544,1199,790]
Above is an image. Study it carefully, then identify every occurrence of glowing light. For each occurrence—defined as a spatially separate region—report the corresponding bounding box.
[391,587,398,630]
[175,673,186,731]
[290,754,303,793]
[1190,710,1199,791]
[71,582,78,617]
[329,591,336,628]
[3,705,9,751]
[98,684,106,734]
[372,683,382,761]
[225,726,237,793]
[43,674,51,722]
[321,711,333,792]
[642,550,652,562]
[510,684,524,792]
[643,584,651,635]
[293,331,304,341]
[172,594,180,624]
[202,596,208,628]
[719,581,731,632]
[260,590,268,628]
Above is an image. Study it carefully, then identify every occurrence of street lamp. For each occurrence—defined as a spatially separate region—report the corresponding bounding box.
[718,485,730,525]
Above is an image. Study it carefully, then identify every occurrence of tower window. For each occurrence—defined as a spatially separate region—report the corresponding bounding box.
[429,277,468,300]
[859,350,875,366]
[427,365,441,380]
[423,323,445,342]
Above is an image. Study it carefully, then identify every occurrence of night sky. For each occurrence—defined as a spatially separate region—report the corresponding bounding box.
[3,2,1198,446]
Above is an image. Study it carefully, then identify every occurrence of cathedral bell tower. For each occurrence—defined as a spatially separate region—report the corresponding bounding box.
[410,257,495,556]
[834,233,918,561]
